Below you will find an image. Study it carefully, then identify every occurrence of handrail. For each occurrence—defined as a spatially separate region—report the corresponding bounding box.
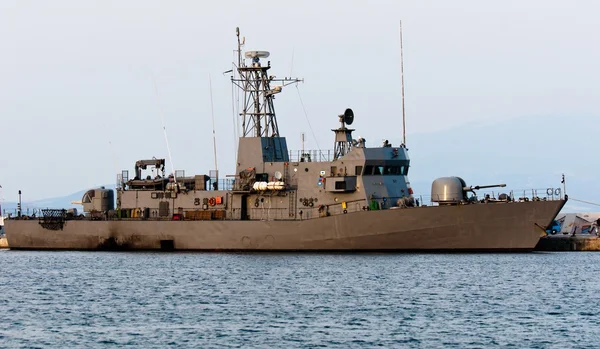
[288,149,334,162]
[4,186,565,221]
[417,187,565,207]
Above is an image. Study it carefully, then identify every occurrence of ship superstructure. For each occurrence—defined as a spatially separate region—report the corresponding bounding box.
[113,28,414,223]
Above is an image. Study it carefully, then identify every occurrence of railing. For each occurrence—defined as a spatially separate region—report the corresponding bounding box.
[117,178,235,192]
[3,207,47,218]
[107,207,294,221]
[206,179,235,191]
[288,149,334,162]
[4,186,566,223]
[416,187,565,207]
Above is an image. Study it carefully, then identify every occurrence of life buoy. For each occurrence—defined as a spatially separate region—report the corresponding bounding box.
[546,188,553,196]
[208,197,216,206]
[555,188,561,196]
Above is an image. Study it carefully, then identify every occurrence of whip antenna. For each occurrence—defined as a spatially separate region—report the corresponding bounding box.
[400,20,407,146]
[209,74,218,172]
[152,73,177,183]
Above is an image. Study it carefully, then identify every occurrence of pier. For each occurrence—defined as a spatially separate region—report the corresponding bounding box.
[0,236,8,249]
[536,235,600,251]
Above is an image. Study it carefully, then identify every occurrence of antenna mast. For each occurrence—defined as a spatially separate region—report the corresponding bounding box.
[399,20,407,146]
[209,74,218,172]
[231,27,303,138]
[333,108,355,160]
[152,74,177,183]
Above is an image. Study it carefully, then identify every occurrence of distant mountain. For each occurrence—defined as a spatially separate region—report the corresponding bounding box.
[405,114,598,213]
[1,185,115,216]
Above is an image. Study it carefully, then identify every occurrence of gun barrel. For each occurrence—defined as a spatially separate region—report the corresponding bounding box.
[464,184,507,191]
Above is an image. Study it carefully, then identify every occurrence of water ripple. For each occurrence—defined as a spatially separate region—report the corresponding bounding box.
[1,252,600,347]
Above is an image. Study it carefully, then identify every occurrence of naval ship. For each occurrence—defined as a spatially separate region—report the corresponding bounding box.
[5,29,566,251]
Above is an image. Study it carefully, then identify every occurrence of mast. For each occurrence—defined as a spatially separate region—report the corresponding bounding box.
[209,74,218,172]
[399,20,407,146]
[209,73,219,189]
[152,74,177,183]
[231,27,302,138]
[333,108,355,160]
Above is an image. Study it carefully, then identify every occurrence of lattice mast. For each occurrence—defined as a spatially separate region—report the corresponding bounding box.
[333,108,355,160]
[231,28,302,138]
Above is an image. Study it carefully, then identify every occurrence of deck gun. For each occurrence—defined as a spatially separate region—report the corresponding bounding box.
[464,184,508,203]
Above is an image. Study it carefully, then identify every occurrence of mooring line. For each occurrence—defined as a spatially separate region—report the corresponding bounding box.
[569,198,600,207]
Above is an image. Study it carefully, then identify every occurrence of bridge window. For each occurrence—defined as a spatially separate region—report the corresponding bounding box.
[362,165,409,176]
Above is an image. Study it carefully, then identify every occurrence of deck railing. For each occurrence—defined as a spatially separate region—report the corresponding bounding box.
[416,187,565,207]
[3,186,565,221]
[288,149,334,162]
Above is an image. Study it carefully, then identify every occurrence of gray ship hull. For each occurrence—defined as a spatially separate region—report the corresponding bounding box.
[5,200,565,251]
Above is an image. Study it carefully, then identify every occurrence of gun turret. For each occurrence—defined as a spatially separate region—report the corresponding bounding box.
[432,177,508,205]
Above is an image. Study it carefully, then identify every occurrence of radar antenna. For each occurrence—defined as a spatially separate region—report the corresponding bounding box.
[332,108,355,160]
[231,27,303,138]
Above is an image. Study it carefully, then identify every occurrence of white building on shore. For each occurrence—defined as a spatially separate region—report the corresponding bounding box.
[555,213,600,235]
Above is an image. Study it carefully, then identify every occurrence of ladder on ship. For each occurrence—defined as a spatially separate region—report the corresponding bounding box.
[288,190,296,219]
[284,163,296,219]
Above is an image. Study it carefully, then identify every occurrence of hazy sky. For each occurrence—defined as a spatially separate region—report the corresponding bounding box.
[1,0,599,205]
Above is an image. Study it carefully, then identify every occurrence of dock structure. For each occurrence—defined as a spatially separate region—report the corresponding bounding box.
[536,235,600,251]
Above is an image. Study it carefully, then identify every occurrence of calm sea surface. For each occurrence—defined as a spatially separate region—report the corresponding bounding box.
[1,251,599,348]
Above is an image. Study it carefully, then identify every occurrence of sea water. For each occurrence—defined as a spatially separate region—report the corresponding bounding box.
[0,251,599,348]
